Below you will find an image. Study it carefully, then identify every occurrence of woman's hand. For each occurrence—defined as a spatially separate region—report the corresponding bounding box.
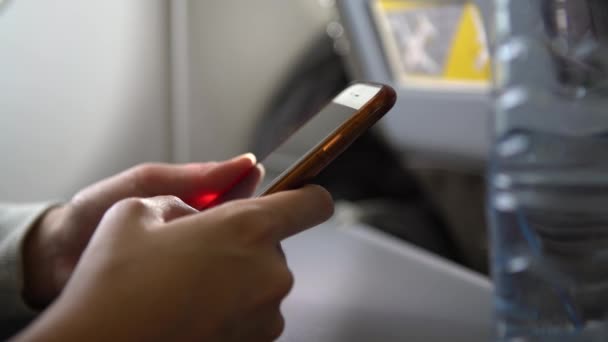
[17,186,333,341]
[23,154,263,307]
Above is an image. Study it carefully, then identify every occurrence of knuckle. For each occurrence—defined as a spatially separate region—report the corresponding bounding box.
[132,162,160,175]
[267,312,285,340]
[114,197,147,214]
[261,264,294,302]
[131,163,160,181]
[130,163,164,195]
[157,195,184,206]
[152,195,197,219]
[105,197,150,225]
[275,267,295,299]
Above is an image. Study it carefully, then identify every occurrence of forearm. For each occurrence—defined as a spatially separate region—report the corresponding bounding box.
[0,203,59,321]
[21,205,68,309]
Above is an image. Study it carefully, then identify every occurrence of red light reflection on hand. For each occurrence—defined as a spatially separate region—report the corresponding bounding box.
[190,192,220,210]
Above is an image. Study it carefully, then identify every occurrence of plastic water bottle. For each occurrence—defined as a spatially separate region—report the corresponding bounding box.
[489,0,608,340]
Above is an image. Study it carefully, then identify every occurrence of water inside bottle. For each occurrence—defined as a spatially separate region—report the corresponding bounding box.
[491,130,608,341]
[491,1,608,340]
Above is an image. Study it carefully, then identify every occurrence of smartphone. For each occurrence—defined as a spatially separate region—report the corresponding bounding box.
[256,82,396,196]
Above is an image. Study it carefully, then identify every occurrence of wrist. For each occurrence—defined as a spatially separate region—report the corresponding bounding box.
[22,205,68,309]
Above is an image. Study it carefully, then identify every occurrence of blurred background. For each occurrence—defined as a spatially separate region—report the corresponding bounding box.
[0,0,490,274]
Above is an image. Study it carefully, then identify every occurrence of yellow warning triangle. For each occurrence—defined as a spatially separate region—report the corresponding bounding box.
[443,2,491,82]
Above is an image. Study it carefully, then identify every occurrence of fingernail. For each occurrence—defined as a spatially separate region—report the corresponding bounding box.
[232,152,257,164]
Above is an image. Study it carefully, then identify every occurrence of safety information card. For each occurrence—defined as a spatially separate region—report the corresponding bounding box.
[371,0,491,91]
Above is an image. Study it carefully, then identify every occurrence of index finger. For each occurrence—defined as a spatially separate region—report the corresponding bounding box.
[171,185,334,242]
[254,185,335,241]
